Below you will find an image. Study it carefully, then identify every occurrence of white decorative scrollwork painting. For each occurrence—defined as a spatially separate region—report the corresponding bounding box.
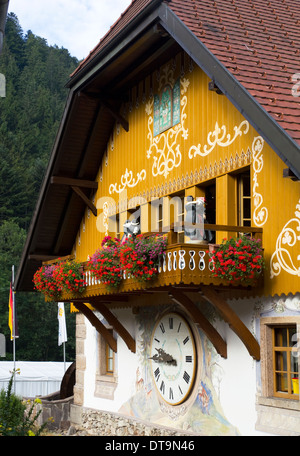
[188,120,249,159]
[270,199,300,278]
[252,136,268,227]
[109,168,146,195]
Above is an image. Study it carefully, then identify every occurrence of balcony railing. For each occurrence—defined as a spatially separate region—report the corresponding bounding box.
[79,223,263,298]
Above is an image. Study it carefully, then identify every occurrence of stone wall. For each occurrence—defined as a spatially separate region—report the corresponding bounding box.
[70,405,195,436]
[35,392,74,431]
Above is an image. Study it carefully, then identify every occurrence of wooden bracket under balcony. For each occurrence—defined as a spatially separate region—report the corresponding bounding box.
[169,288,227,358]
[73,302,117,352]
[51,176,98,216]
[73,299,135,353]
[88,301,136,353]
[200,286,260,361]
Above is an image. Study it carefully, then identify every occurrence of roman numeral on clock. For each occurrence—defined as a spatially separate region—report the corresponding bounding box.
[154,367,160,381]
[183,371,190,384]
[160,380,165,394]
[169,317,173,330]
[159,322,165,333]
[169,388,174,400]
[183,336,189,345]
[185,355,192,363]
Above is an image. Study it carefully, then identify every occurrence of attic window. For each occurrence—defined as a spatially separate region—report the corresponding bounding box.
[153,78,180,136]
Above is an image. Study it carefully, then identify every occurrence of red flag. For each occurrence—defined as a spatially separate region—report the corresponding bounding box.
[8,283,18,340]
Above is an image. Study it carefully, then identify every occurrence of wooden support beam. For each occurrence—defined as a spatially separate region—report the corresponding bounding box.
[169,288,227,358]
[91,302,136,353]
[283,168,299,181]
[51,176,98,189]
[29,254,60,262]
[69,295,129,303]
[71,186,97,216]
[200,286,260,360]
[51,176,98,216]
[74,302,117,352]
[101,100,129,132]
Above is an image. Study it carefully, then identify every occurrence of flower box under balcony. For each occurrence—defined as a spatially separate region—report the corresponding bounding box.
[80,241,263,299]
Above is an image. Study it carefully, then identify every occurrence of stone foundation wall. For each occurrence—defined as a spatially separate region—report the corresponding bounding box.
[35,392,74,431]
[70,405,195,436]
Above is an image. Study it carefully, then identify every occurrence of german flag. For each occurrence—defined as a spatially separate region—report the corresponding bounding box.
[8,283,18,340]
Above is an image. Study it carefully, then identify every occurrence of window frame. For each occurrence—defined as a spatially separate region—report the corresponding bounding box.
[238,170,251,227]
[95,326,118,399]
[272,325,298,399]
[105,335,115,376]
[260,316,300,401]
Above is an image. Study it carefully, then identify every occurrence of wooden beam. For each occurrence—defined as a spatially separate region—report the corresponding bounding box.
[51,176,98,189]
[200,286,260,360]
[91,302,136,353]
[72,295,129,303]
[29,254,60,262]
[169,288,227,358]
[101,100,129,132]
[71,186,97,216]
[283,168,299,181]
[74,302,117,352]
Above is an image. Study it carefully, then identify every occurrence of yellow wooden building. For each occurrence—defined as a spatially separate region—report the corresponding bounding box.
[16,0,300,436]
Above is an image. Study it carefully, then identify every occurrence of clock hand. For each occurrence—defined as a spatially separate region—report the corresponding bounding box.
[149,348,177,366]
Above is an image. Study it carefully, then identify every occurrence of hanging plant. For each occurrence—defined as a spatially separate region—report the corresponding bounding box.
[88,236,123,290]
[53,259,86,295]
[33,264,62,300]
[120,234,167,283]
[210,235,264,285]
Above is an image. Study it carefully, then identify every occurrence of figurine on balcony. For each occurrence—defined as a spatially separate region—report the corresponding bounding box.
[184,196,214,243]
[121,217,141,243]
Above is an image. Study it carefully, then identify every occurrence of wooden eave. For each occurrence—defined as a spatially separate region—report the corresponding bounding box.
[15,16,178,292]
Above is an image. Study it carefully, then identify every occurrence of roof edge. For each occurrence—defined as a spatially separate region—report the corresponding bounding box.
[67,0,164,90]
[159,3,300,179]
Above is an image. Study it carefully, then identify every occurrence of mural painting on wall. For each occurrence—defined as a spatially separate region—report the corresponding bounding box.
[146,64,189,178]
[118,305,239,436]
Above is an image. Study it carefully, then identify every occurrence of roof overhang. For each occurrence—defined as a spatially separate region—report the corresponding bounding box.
[15,0,300,292]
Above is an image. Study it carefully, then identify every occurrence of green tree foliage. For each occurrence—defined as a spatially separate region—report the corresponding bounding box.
[0,369,48,435]
[0,13,79,361]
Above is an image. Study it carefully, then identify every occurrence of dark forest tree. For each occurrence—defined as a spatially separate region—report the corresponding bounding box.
[0,13,80,361]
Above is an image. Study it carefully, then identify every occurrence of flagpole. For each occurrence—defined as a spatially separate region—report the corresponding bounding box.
[12,265,16,393]
[58,302,67,373]
[63,341,66,373]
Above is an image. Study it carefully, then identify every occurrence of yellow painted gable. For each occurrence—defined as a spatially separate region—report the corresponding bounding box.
[72,52,300,298]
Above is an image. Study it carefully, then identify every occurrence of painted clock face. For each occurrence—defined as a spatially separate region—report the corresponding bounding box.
[150,312,197,406]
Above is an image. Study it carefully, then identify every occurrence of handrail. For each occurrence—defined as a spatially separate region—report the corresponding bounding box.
[143,222,263,245]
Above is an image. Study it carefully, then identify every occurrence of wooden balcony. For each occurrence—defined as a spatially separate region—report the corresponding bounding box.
[69,224,263,362]
[74,223,263,300]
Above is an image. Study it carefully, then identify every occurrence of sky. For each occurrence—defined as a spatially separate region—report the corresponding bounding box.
[8,0,132,60]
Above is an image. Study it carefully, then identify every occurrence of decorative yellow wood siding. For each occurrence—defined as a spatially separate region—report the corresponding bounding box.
[72,52,300,298]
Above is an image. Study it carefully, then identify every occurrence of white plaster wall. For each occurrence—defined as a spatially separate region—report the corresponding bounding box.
[217,299,270,436]
[81,300,274,435]
[83,309,138,412]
